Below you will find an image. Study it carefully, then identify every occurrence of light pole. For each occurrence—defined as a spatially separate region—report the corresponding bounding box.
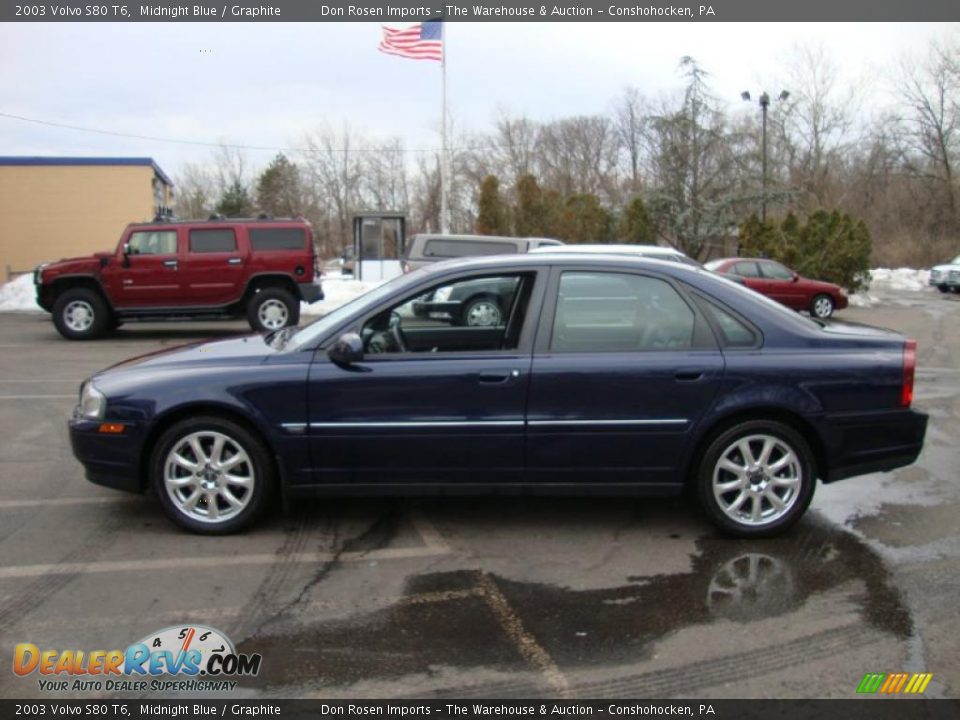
[742,90,789,222]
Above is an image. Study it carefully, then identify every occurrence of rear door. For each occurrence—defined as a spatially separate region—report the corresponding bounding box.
[526,267,725,486]
[178,226,245,306]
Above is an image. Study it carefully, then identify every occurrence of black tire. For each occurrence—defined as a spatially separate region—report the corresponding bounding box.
[459,294,503,327]
[51,288,111,340]
[810,293,835,319]
[696,420,816,538]
[151,415,275,534]
[247,288,299,333]
[937,284,949,293]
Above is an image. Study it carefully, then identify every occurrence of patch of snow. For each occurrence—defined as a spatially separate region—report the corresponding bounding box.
[847,293,880,308]
[301,276,385,316]
[868,267,931,292]
[0,274,42,312]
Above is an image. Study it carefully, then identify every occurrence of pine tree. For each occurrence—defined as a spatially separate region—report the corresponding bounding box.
[476,175,509,235]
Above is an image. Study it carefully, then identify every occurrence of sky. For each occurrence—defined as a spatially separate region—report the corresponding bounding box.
[0,21,956,180]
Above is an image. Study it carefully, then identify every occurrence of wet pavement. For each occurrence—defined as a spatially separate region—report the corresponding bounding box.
[0,288,957,699]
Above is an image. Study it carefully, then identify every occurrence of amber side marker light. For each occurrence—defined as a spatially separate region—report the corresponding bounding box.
[98,423,126,434]
[901,339,917,408]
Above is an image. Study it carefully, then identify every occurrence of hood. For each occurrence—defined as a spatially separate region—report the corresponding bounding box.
[40,252,113,277]
[931,263,960,272]
[805,277,845,294]
[97,334,276,378]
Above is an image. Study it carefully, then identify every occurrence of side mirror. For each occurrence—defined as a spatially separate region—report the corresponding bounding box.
[328,332,364,367]
[121,243,131,268]
[792,273,799,283]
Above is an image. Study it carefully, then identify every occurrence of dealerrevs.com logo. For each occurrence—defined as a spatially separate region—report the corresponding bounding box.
[13,625,261,693]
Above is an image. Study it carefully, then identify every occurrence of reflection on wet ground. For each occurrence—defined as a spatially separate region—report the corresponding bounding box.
[238,508,911,697]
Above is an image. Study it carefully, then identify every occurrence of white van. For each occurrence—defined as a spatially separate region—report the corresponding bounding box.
[403,234,563,272]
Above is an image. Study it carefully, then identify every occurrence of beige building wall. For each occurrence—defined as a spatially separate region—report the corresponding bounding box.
[0,165,168,279]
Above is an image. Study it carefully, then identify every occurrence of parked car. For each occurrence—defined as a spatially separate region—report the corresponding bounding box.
[530,243,700,266]
[402,234,562,273]
[929,255,960,293]
[704,257,848,319]
[34,217,322,340]
[69,254,926,537]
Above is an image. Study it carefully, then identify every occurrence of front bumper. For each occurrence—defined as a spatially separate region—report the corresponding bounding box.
[820,408,928,483]
[297,281,324,304]
[69,416,145,493]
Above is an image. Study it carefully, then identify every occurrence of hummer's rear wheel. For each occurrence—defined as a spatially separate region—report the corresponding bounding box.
[247,288,299,333]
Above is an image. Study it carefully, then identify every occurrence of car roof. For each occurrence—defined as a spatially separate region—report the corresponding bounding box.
[128,217,308,228]
[418,250,702,278]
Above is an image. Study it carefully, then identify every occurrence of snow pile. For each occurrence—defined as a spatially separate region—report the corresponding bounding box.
[0,274,41,312]
[301,275,385,316]
[868,267,931,292]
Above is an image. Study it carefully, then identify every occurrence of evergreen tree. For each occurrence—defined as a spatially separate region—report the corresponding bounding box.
[476,175,509,235]
[620,196,655,244]
[216,180,254,218]
[256,153,303,217]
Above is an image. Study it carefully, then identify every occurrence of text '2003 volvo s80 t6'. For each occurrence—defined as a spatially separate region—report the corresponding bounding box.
[69,254,928,537]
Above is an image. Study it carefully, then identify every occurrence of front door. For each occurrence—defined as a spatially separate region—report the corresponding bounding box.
[107,228,182,307]
[304,270,542,486]
[526,268,725,486]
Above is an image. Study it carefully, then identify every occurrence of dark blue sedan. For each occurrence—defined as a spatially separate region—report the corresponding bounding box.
[69,255,927,536]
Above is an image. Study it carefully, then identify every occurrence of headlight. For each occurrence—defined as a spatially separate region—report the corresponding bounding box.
[78,381,106,420]
[433,286,454,302]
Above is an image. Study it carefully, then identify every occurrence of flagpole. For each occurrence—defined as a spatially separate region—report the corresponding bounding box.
[440,22,449,234]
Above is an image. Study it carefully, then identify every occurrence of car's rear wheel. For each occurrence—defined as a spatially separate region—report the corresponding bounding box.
[52,288,111,340]
[697,420,816,538]
[152,416,274,534]
[810,294,835,319]
[937,284,949,293]
[247,288,299,333]
[461,295,503,327]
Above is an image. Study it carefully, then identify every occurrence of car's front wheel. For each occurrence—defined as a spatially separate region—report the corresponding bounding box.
[247,288,299,333]
[696,420,816,537]
[151,416,274,534]
[810,293,835,319]
[937,284,950,293]
[52,288,111,340]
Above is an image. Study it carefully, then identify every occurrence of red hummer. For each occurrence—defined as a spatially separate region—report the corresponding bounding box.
[34,217,323,340]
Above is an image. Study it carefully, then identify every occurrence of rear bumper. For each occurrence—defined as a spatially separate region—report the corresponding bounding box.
[297,281,324,304]
[69,417,145,493]
[819,408,928,483]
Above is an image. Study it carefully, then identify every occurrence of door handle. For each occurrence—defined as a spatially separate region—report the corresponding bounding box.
[674,370,704,382]
[163,260,178,268]
[479,369,520,384]
[227,258,242,265]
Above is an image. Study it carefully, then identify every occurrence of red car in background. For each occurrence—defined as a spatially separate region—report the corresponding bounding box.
[704,257,848,319]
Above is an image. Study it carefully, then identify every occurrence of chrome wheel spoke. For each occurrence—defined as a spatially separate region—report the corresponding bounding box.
[718,459,746,477]
[188,437,208,464]
[757,438,774,466]
[772,475,799,488]
[750,494,762,521]
[223,472,251,487]
[726,490,748,513]
[205,493,220,520]
[219,450,249,472]
[221,488,244,508]
[737,440,756,465]
[767,453,794,474]
[715,477,745,493]
[765,488,786,511]
[172,452,199,473]
[210,436,226,464]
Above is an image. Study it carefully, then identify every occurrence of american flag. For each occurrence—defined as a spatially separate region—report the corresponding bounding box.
[378,20,443,62]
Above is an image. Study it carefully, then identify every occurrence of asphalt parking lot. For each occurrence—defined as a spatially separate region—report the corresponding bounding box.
[0,290,958,700]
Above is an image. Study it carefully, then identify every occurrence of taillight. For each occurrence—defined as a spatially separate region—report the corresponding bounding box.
[402,262,411,274]
[901,339,917,407]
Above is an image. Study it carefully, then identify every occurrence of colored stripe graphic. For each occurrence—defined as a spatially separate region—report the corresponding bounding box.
[857,673,885,693]
[857,672,933,694]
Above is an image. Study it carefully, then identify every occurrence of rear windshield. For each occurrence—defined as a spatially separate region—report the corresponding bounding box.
[249,228,307,251]
[423,239,519,258]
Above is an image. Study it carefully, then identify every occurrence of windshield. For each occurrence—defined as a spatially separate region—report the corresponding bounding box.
[285,269,431,350]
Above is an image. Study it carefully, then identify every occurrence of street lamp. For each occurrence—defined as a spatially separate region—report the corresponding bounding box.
[742,89,789,222]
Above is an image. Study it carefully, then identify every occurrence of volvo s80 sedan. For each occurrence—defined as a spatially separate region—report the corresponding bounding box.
[69,255,927,537]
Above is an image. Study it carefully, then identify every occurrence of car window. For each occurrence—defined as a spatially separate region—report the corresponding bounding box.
[733,261,761,278]
[551,272,695,352]
[249,228,306,251]
[189,229,237,253]
[697,296,759,347]
[760,261,794,280]
[423,239,519,258]
[127,231,177,256]
[361,274,529,354]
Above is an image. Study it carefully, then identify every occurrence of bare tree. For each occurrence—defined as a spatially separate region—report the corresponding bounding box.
[174,162,216,220]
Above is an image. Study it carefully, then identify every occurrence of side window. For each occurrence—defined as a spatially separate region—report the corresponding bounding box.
[189,229,237,253]
[697,297,759,348]
[733,261,761,278]
[423,240,518,258]
[551,272,695,352]
[361,274,528,354]
[760,261,794,280]
[127,231,177,255]
[250,228,306,251]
